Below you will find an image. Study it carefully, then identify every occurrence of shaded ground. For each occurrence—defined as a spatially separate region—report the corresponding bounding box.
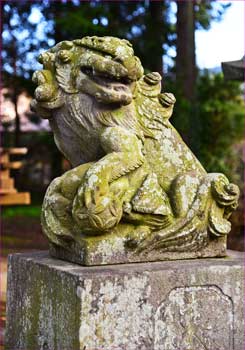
[1,217,48,257]
[0,216,48,349]
[228,199,244,252]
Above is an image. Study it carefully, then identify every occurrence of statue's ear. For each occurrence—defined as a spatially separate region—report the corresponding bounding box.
[32,89,64,119]
[32,70,59,102]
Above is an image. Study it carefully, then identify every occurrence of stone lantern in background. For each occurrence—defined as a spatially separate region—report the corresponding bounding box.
[222,56,244,81]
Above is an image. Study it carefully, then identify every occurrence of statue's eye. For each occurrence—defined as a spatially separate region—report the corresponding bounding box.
[58,50,71,63]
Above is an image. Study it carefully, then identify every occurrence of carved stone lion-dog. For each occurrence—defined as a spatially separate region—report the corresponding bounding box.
[31,36,239,264]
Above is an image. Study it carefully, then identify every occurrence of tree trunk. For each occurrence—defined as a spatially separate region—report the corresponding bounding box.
[12,42,21,147]
[144,1,164,74]
[48,1,67,177]
[176,1,196,101]
[0,2,3,43]
[51,147,63,178]
[13,91,20,147]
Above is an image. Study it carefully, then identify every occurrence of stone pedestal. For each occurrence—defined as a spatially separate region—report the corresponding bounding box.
[49,235,227,266]
[6,251,244,350]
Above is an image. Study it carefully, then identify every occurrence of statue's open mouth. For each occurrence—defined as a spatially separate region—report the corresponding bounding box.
[80,66,133,105]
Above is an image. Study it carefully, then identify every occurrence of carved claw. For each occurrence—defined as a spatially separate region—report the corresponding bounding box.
[124,225,151,249]
[123,211,173,230]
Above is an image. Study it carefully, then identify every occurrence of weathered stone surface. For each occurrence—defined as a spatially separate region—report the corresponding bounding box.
[49,235,227,266]
[6,251,244,350]
[31,35,240,265]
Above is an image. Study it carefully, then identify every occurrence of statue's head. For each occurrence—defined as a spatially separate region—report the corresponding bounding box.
[31,36,144,117]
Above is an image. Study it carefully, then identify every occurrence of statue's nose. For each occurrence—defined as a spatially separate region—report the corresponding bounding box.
[79,52,129,80]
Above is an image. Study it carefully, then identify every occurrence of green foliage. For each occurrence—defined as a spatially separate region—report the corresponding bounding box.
[2,1,52,80]
[165,79,192,142]
[197,72,244,176]
[2,205,42,218]
[195,0,231,30]
[43,1,173,73]
[169,72,244,179]
[2,0,231,80]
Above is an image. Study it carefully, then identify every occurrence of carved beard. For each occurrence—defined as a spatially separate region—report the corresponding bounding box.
[65,91,143,137]
[49,90,148,167]
[50,92,104,167]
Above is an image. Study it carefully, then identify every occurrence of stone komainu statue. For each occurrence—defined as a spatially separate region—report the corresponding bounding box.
[31,36,239,264]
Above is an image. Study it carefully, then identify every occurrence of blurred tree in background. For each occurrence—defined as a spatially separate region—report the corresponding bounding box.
[197,72,243,175]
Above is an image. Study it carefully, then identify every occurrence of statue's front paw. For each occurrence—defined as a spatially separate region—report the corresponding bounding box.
[73,174,128,233]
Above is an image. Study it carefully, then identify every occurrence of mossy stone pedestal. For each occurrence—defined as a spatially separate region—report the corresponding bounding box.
[5,251,244,350]
[49,234,227,266]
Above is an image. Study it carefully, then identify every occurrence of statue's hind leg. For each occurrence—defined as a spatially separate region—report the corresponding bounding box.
[169,172,202,218]
[41,163,92,247]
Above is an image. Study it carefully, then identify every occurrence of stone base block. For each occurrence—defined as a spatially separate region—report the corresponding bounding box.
[6,251,244,350]
[49,234,227,266]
